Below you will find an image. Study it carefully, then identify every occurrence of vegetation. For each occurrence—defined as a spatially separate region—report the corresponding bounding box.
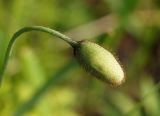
[0,0,159,116]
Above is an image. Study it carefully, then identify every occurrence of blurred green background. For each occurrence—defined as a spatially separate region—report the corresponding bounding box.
[0,0,160,116]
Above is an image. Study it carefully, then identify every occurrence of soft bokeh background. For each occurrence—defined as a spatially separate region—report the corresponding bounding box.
[0,0,160,116]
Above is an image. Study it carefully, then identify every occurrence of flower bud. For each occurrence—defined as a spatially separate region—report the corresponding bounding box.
[74,40,125,86]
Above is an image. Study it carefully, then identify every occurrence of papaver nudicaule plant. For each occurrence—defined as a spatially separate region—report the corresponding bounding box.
[0,26,125,86]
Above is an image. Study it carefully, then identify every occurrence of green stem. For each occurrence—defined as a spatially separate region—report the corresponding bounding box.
[0,26,78,84]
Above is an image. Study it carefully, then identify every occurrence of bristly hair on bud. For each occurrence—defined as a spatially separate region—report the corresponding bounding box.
[74,40,125,86]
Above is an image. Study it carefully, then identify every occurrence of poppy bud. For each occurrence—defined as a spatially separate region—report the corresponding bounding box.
[74,40,125,86]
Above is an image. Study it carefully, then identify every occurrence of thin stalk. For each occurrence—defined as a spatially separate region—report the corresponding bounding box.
[0,26,78,84]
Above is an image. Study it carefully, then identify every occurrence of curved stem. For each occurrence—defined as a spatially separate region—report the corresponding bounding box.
[0,26,78,84]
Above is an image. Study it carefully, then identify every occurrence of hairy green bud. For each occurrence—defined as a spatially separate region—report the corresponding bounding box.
[74,41,125,86]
